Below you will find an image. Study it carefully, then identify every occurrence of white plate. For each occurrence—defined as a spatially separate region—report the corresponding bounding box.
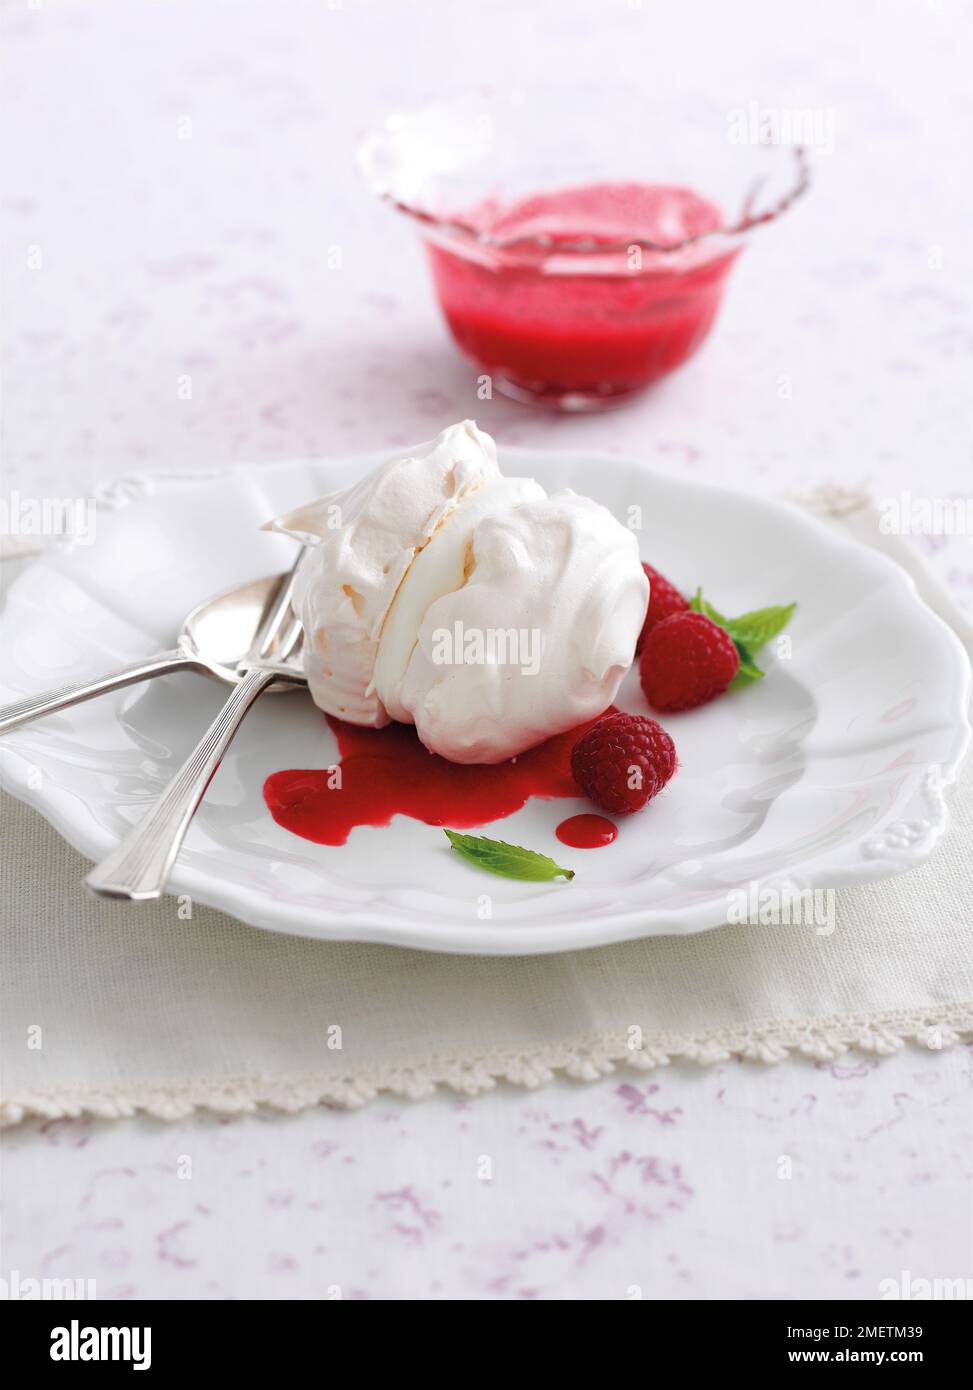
[1,451,969,955]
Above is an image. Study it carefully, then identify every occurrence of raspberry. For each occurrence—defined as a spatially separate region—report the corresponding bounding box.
[571,712,677,816]
[635,563,690,654]
[639,610,739,712]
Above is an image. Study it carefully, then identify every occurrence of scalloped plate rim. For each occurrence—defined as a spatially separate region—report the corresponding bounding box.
[0,449,969,956]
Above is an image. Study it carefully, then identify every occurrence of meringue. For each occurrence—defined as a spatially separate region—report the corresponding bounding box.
[269,421,648,763]
[268,420,501,726]
[395,490,648,763]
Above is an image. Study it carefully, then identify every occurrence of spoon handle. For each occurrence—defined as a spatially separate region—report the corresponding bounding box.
[85,666,276,900]
[0,650,193,735]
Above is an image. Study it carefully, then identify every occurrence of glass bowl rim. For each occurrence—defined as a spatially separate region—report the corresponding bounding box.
[357,108,811,257]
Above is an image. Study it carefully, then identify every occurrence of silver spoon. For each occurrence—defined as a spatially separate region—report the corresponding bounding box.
[0,571,302,736]
[84,556,309,901]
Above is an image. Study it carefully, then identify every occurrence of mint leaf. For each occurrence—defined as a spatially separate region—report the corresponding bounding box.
[723,602,797,652]
[689,588,729,627]
[731,642,765,687]
[444,830,574,882]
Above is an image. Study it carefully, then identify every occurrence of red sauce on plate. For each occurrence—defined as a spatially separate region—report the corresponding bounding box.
[555,813,618,849]
[264,712,609,847]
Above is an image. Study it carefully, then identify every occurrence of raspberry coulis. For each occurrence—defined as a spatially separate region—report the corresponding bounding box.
[426,182,737,397]
[264,711,612,847]
[555,813,619,849]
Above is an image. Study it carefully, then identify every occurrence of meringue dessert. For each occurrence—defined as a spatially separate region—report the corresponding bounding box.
[269,421,648,764]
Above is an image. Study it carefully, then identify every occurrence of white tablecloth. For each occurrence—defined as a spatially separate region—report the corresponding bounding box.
[1,0,970,1299]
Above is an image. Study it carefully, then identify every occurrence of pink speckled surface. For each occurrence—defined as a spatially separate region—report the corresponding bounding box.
[1,0,970,1297]
[1,0,970,605]
[3,1049,971,1299]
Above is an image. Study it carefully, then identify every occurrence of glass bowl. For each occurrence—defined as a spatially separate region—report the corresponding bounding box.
[358,89,809,411]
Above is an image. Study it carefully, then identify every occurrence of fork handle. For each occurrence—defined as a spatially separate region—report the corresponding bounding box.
[0,650,193,735]
[86,667,276,900]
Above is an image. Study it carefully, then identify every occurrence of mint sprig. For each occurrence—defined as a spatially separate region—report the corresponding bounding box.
[732,644,766,687]
[689,589,796,686]
[722,602,797,650]
[690,592,730,628]
[444,830,574,882]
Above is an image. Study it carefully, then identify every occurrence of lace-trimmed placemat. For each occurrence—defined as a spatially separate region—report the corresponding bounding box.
[1,497,970,1125]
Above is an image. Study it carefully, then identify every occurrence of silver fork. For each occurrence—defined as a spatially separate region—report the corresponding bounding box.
[85,552,308,901]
